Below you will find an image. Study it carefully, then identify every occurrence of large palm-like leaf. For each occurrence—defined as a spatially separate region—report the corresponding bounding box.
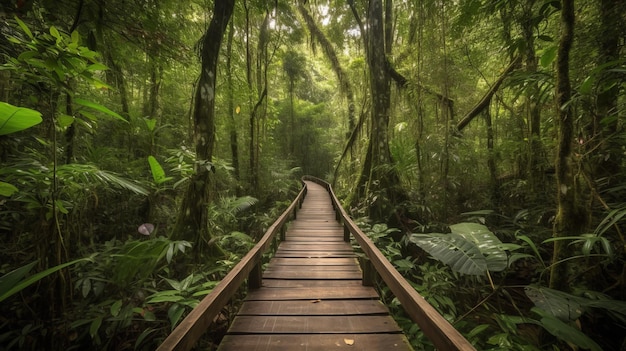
[450,223,507,271]
[410,233,488,275]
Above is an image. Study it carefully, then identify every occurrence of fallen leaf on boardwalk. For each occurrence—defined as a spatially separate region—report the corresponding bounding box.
[344,338,354,346]
[311,299,321,303]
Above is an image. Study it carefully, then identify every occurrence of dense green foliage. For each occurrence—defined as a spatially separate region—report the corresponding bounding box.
[1,0,624,350]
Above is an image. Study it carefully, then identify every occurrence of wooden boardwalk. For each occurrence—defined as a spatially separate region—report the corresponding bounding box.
[217,181,412,350]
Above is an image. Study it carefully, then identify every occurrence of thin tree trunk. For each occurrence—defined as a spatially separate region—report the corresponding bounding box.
[173,0,235,258]
[225,19,239,181]
[550,0,581,291]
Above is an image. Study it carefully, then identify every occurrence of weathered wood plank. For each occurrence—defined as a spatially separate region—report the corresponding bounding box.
[245,286,379,301]
[218,334,411,351]
[263,270,362,280]
[261,279,362,288]
[227,315,402,334]
[270,258,358,265]
[237,300,389,315]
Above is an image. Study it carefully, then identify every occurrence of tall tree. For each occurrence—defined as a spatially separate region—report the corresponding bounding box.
[173,0,235,257]
[353,0,407,220]
[550,0,581,290]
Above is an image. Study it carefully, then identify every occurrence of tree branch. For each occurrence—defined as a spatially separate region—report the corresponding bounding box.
[455,56,521,132]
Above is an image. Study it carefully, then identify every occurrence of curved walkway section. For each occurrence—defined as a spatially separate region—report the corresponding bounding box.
[217,181,411,350]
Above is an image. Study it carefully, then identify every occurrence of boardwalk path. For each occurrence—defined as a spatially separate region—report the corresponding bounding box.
[217,181,411,350]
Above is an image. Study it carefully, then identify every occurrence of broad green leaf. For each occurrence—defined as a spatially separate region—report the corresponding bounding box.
[0,261,37,297]
[74,98,127,123]
[450,223,507,271]
[167,304,185,330]
[532,308,602,351]
[0,181,19,196]
[145,118,157,132]
[0,102,43,135]
[71,31,80,44]
[148,155,172,184]
[110,300,122,317]
[0,257,91,303]
[410,233,488,275]
[89,316,102,338]
[50,26,61,41]
[86,63,108,72]
[540,46,558,68]
[525,285,584,321]
[57,114,75,128]
[579,75,595,94]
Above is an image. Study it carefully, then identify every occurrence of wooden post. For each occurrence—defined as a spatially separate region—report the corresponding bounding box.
[343,223,350,242]
[280,225,286,241]
[248,262,262,289]
[360,257,376,287]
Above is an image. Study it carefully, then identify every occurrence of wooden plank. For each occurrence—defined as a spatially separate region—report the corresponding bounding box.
[278,244,353,251]
[218,334,411,351]
[263,270,362,280]
[273,252,357,258]
[237,300,390,315]
[245,286,379,301]
[227,315,402,334]
[261,279,362,288]
[265,266,360,272]
[270,258,358,266]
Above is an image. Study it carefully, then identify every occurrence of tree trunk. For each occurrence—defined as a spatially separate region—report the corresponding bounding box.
[173,0,235,258]
[225,19,240,181]
[550,0,582,291]
[592,0,622,183]
[354,0,406,221]
[521,0,544,193]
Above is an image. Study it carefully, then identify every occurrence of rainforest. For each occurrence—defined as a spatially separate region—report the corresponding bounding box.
[0,0,625,350]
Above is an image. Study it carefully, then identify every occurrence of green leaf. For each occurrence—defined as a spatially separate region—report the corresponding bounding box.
[57,114,75,128]
[410,233,488,275]
[15,16,33,39]
[148,156,172,184]
[0,257,91,303]
[525,285,584,321]
[0,261,37,297]
[110,300,123,317]
[135,328,157,350]
[540,46,558,68]
[74,98,127,123]
[450,223,507,271]
[533,308,602,351]
[89,316,102,339]
[0,102,43,135]
[0,181,19,196]
[145,118,157,132]
[86,63,108,72]
[167,304,186,329]
[71,31,80,44]
[50,26,61,41]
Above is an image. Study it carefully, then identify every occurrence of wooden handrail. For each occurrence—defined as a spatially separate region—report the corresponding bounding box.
[157,182,308,351]
[303,176,476,351]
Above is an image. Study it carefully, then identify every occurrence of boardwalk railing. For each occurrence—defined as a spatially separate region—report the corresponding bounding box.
[156,183,307,351]
[158,176,475,351]
[304,176,475,350]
